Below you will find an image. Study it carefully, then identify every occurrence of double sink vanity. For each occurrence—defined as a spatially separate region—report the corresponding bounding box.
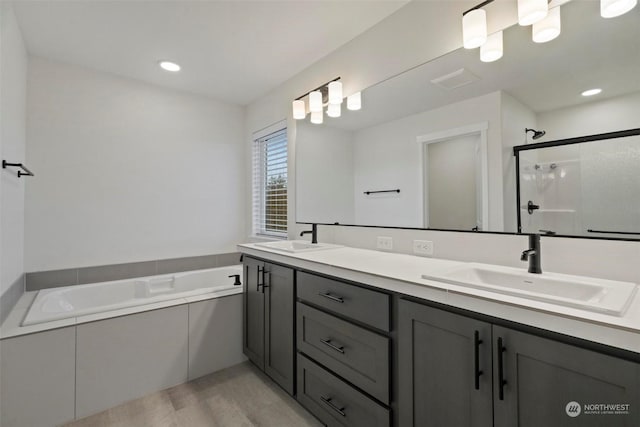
[239,239,640,427]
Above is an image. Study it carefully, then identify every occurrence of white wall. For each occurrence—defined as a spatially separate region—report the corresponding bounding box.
[0,2,27,308]
[352,92,503,229]
[500,91,536,233]
[25,58,245,271]
[537,91,640,141]
[296,121,354,224]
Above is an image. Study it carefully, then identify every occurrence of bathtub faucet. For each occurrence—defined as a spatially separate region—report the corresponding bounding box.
[228,274,242,286]
[300,224,318,244]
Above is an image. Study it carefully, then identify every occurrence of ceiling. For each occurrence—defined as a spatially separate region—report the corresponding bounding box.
[12,0,408,106]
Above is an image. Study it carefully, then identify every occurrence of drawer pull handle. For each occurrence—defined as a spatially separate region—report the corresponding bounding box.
[318,292,344,303]
[321,339,345,354]
[320,395,346,417]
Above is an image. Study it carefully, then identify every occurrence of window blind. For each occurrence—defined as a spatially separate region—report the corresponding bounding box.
[252,128,288,237]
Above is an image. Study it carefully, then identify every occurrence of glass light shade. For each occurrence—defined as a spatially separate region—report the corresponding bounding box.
[309,91,322,113]
[480,31,503,62]
[518,0,548,26]
[292,100,306,120]
[533,7,561,43]
[462,9,487,49]
[310,110,323,124]
[601,0,637,17]
[328,81,343,105]
[159,61,181,72]
[347,92,361,111]
[327,103,341,118]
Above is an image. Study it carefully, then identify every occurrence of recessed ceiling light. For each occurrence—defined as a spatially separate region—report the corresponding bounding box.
[581,88,602,97]
[159,61,181,72]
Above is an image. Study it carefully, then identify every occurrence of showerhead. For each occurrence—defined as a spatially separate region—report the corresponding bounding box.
[526,128,546,140]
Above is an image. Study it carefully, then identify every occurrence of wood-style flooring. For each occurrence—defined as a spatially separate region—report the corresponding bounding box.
[62,362,322,427]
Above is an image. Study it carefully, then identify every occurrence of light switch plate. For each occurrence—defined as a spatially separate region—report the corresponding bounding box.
[377,236,393,251]
[413,240,433,256]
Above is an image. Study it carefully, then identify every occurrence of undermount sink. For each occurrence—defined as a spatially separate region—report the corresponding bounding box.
[422,263,637,316]
[255,240,342,253]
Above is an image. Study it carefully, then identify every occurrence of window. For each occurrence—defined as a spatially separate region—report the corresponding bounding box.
[252,127,288,238]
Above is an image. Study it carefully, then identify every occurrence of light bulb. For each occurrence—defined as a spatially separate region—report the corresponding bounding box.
[518,0,548,26]
[601,0,637,18]
[480,31,503,62]
[327,103,341,118]
[328,81,343,105]
[462,9,487,49]
[347,92,361,111]
[533,7,561,43]
[310,110,323,124]
[159,61,181,72]
[309,91,322,113]
[292,100,305,120]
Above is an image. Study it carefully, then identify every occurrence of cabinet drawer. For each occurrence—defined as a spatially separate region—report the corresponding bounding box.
[297,354,390,427]
[297,271,390,331]
[297,303,390,404]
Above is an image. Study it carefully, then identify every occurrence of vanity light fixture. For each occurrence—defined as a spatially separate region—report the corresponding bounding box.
[158,61,181,72]
[480,31,503,62]
[347,92,362,111]
[601,0,637,18]
[327,103,341,118]
[532,6,561,43]
[309,91,323,113]
[581,88,602,97]
[310,110,323,124]
[292,77,342,121]
[292,100,306,120]
[462,8,488,49]
[518,0,548,26]
[328,81,343,105]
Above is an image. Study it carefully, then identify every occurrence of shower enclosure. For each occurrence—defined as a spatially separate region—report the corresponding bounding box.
[514,128,640,238]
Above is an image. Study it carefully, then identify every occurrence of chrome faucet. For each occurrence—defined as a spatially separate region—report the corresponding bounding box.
[300,224,318,244]
[521,234,542,274]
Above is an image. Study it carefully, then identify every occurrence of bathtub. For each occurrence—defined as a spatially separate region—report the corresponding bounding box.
[22,265,243,326]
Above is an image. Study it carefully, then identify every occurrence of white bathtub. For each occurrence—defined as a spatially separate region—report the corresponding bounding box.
[22,265,243,326]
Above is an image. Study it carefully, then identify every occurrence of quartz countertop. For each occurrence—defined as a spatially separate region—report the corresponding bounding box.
[238,243,640,354]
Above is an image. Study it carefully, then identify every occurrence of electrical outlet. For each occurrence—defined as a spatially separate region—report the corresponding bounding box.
[413,240,433,256]
[377,236,393,251]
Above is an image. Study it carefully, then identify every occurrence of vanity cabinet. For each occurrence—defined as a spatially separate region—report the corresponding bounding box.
[243,256,295,395]
[296,272,391,426]
[399,299,640,427]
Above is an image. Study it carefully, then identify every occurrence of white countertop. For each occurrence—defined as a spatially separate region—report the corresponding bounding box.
[238,243,640,354]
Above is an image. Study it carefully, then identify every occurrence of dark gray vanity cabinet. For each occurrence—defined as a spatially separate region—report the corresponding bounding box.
[493,325,640,427]
[243,257,295,395]
[399,299,640,427]
[398,299,493,427]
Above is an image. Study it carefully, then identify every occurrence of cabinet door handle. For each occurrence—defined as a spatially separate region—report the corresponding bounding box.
[262,271,271,293]
[320,395,346,417]
[474,330,483,390]
[318,292,344,303]
[497,337,507,400]
[320,338,345,354]
[257,266,264,292]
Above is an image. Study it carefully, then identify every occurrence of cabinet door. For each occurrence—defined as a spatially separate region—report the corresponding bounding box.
[264,262,295,395]
[243,257,264,370]
[493,325,640,427]
[398,299,493,427]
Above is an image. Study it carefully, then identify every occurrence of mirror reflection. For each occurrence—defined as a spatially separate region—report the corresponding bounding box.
[295,0,640,238]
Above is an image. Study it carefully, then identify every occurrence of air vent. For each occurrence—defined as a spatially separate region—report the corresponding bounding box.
[431,68,480,90]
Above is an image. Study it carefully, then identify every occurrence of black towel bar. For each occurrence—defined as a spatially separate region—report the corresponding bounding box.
[2,160,34,178]
[363,189,400,195]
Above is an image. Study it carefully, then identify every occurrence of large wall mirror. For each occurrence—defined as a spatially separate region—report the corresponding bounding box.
[296,0,639,239]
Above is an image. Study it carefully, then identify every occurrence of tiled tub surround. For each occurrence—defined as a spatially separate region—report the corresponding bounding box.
[238,243,640,355]
[0,284,246,427]
[25,251,242,291]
